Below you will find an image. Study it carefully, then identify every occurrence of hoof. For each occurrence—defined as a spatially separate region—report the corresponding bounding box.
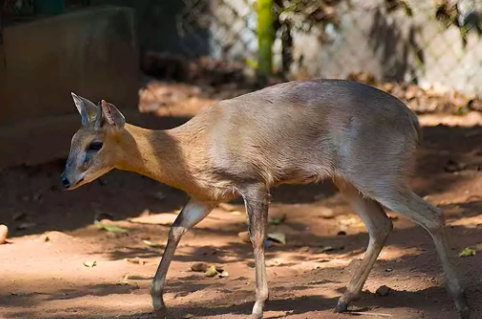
[458,304,471,319]
[460,309,471,319]
[335,301,348,313]
[455,291,471,319]
[154,307,167,319]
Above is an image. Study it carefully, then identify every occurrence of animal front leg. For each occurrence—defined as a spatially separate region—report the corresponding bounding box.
[242,184,270,319]
[150,199,215,319]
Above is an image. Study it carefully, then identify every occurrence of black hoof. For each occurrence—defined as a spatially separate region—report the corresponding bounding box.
[335,301,348,313]
[154,307,167,319]
[455,291,471,319]
[458,305,471,319]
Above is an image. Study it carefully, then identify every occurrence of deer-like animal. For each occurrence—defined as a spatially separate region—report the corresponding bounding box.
[62,79,470,319]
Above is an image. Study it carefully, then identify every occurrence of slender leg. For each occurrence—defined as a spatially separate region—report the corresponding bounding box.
[150,199,216,319]
[242,184,270,319]
[334,182,393,312]
[376,190,470,319]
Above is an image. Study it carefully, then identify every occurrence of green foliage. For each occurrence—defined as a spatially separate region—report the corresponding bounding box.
[459,247,476,257]
[277,0,344,34]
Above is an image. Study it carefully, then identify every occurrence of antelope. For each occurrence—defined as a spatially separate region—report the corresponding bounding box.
[61,79,470,319]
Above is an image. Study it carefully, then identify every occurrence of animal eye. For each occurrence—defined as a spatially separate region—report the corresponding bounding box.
[88,141,103,151]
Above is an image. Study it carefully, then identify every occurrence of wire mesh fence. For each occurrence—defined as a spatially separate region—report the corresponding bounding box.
[178,0,258,61]
[171,0,482,98]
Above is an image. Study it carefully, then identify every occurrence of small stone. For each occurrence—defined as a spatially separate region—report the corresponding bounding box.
[0,225,8,244]
[376,285,391,297]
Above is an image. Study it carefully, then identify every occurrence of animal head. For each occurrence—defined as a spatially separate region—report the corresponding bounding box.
[61,93,126,189]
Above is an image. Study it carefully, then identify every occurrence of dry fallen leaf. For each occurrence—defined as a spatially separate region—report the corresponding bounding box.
[319,245,344,253]
[142,240,164,248]
[126,257,146,265]
[204,265,218,277]
[459,247,476,257]
[269,214,286,225]
[267,232,286,245]
[267,259,282,267]
[203,264,228,278]
[83,261,97,268]
[183,314,194,319]
[94,220,128,233]
[191,262,208,272]
[116,273,130,285]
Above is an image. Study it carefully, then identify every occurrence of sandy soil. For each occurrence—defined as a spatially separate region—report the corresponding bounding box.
[1,105,482,319]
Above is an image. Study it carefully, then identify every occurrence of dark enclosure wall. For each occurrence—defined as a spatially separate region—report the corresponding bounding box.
[91,0,210,56]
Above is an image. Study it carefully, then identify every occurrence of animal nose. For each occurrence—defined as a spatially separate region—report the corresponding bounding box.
[61,176,70,189]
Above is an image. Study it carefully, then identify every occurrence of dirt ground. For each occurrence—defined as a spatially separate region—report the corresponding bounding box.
[2,97,482,319]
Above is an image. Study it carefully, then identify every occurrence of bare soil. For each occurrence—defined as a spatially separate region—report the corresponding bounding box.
[1,104,482,319]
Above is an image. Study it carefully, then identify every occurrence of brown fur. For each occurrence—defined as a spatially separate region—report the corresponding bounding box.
[62,80,470,319]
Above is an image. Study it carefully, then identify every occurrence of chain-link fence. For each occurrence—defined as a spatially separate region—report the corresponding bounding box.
[171,0,482,98]
[177,0,258,60]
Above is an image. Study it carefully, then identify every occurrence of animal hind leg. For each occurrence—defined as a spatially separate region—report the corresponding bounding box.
[334,180,393,312]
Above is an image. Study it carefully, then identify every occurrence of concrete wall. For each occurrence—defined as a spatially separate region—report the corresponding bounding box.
[0,6,140,169]
[90,0,211,56]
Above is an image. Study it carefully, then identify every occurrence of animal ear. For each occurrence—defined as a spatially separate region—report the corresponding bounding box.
[71,93,101,125]
[100,100,125,131]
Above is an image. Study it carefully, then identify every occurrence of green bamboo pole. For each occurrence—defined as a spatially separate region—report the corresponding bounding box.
[257,0,275,84]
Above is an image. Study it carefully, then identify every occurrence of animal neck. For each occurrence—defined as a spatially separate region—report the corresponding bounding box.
[115,124,194,191]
